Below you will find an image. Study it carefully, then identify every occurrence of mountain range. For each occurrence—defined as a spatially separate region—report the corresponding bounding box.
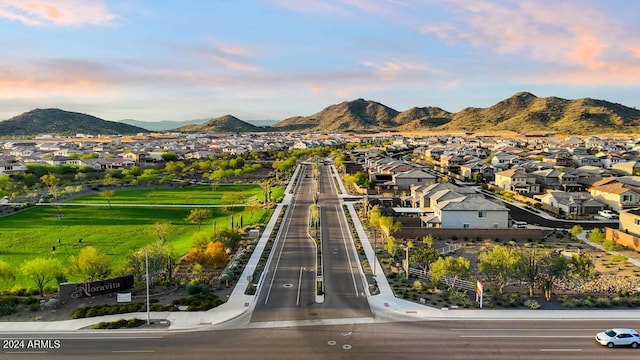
[1,92,639,136]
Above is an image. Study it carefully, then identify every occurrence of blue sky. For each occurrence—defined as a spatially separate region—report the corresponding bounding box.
[1,0,639,122]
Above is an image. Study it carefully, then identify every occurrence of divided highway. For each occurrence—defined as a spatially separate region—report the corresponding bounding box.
[252,163,370,322]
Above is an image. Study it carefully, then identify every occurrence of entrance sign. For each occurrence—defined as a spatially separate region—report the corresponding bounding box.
[60,275,134,300]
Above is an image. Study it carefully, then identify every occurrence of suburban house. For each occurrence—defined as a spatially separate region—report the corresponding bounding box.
[534,190,605,216]
[0,161,27,175]
[391,169,437,190]
[589,177,640,211]
[611,160,640,176]
[410,182,508,228]
[430,195,509,229]
[494,168,541,194]
[460,160,494,182]
[619,208,640,236]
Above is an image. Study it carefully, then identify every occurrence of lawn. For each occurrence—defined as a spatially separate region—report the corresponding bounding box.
[68,184,267,205]
[0,184,276,292]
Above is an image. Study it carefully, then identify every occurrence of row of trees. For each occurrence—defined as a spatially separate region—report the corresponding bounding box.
[406,233,597,301]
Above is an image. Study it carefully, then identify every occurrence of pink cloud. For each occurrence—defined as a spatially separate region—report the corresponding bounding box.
[192,43,258,72]
[361,59,446,80]
[417,0,640,85]
[0,0,118,26]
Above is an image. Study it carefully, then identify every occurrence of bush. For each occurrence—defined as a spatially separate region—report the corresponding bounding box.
[28,303,40,312]
[0,297,18,316]
[524,299,540,309]
[24,296,39,305]
[186,283,211,295]
[43,298,60,310]
[595,297,611,308]
[91,318,145,329]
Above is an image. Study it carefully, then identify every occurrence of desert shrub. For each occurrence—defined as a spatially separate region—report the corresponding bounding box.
[562,297,581,308]
[0,297,18,316]
[603,240,615,251]
[524,299,540,309]
[25,296,39,305]
[71,308,87,319]
[186,283,211,295]
[595,297,611,308]
[412,280,427,291]
[43,298,60,310]
[91,318,145,329]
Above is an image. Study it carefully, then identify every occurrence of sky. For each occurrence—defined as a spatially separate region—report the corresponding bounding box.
[1,0,639,122]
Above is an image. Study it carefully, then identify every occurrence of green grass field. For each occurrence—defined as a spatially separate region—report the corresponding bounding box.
[68,184,266,205]
[0,184,278,292]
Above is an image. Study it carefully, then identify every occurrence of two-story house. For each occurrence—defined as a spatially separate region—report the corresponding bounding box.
[494,169,540,194]
[589,177,640,211]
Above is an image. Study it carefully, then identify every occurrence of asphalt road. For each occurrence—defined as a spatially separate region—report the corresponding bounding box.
[504,201,619,229]
[317,163,371,319]
[6,320,640,359]
[252,164,318,322]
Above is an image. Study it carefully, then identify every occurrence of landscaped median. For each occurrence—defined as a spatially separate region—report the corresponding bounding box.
[72,292,223,319]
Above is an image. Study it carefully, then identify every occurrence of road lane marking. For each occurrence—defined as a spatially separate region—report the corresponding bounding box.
[452,328,605,331]
[460,335,593,338]
[540,349,583,352]
[297,267,303,306]
[335,204,359,297]
[263,196,296,305]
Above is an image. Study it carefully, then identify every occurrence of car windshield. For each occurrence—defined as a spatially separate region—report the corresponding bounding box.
[605,330,617,337]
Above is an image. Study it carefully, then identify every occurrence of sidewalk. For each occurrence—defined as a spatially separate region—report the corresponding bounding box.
[3,165,640,333]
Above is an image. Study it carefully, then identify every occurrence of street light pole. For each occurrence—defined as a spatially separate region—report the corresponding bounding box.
[144,249,150,326]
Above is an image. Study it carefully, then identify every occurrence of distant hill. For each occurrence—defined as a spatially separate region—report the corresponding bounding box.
[4,93,639,136]
[272,92,640,134]
[273,98,399,132]
[0,108,148,136]
[175,115,264,133]
[120,118,277,131]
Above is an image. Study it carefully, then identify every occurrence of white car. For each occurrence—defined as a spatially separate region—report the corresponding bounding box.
[598,210,619,219]
[595,328,640,348]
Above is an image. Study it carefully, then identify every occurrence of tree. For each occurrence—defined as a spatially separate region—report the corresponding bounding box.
[429,256,470,292]
[190,231,211,249]
[422,234,435,248]
[186,241,229,269]
[410,247,441,275]
[148,221,172,243]
[384,236,397,257]
[122,241,175,285]
[40,173,60,199]
[215,228,242,249]
[378,215,402,242]
[569,253,596,279]
[588,228,604,244]
[478,245,522,294]
[185,208,211,231]
[569,225,583,239]
[137,168,159,186]
[99,190,116,208]
[20,258,63,296]
[68,246,111,282]
[517,246,544,297]
[537,251,569,301]
[0,260,16,285]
